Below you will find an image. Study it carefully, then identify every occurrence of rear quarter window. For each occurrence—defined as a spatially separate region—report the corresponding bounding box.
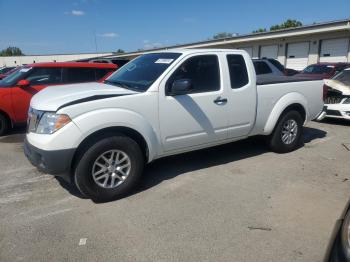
[226,55,249,88]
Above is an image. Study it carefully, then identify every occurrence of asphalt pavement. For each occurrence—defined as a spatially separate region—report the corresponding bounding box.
[0,119,349,262]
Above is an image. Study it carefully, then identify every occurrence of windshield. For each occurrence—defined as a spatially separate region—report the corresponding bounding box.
[302,65,334,74]
[0,66,29,87]
[333,68,350,85]
[105,52,181,91]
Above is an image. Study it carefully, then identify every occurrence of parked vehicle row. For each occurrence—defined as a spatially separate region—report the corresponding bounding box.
[0,62,117,135]
[1,55,349,138]
[252,59,349,80]
[24,49,324,201]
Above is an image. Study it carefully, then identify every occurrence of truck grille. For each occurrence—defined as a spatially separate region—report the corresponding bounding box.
[324,96,342,104]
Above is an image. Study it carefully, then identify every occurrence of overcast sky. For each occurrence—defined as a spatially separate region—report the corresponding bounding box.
[0,0,349,55]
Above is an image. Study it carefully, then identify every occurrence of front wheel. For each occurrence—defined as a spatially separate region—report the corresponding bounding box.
[74,136,144,202]
[268,110,303,153]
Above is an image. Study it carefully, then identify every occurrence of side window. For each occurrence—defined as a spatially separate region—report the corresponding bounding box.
[226,55,249,89]
[25,67,62,85]
[167,55,220,94]
[63,68,96,83]
[254,61,272,75]
[95,68,112,80]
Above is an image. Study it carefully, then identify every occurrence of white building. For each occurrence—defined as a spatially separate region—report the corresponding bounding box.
[107,19,350,70]
[0,52,113,67]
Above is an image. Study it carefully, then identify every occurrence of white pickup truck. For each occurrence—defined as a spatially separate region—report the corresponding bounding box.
[24,49,324,201]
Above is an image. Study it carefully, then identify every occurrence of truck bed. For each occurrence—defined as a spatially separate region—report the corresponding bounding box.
[257,75,324,85]
[251,77,324,136]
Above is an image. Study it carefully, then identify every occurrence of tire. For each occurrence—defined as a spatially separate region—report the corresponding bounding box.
[0,114,9,136]
[268,110,303,153]
[74,136,144,202]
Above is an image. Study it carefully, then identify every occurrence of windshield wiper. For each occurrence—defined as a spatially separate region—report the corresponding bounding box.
[104,80,140,92]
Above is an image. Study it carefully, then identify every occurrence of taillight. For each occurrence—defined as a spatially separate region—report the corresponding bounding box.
[323,84,329,101]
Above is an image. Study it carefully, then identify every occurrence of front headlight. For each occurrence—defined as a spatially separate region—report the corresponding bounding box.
[36,112,71,134]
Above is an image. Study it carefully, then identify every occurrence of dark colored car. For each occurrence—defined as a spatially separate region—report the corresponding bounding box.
[325,199,350,261]
[0,62,117,135]
[295,63,350,80]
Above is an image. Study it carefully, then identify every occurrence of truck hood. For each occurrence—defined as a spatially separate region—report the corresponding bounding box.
[324,79,350,96]
[31,82,138,111]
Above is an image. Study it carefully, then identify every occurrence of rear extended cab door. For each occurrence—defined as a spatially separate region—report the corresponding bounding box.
[222,51,257,138]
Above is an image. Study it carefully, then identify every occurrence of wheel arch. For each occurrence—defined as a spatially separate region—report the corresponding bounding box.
[71,126,151,170]
[263,92,308,135]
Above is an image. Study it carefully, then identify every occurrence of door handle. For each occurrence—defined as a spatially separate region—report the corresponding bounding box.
[213,96,228,105]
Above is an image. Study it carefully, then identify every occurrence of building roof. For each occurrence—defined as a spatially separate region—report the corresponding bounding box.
[107,18,350,59]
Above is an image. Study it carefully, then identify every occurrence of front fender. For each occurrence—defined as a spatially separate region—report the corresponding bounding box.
[72,108,160,162]
[263,92,309,135]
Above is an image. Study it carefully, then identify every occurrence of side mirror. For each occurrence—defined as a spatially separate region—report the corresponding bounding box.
[170,79,193,95]
[17,79,30,87]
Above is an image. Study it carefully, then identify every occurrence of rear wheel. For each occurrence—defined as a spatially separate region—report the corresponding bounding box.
[74,136,144,202]
[268,110,303,153]
[0,114,9,136]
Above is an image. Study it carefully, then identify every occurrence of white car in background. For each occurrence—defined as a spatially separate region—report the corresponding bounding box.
[321,68,350,120]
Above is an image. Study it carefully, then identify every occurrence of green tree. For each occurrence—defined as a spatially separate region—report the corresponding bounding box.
[270,19,302,31]
[0,46,24,56]
[212,32,233,39]
[116,49,125,53]
[252,28,267,33]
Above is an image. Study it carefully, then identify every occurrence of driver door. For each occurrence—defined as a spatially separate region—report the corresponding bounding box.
[11,67,62,123]
[158,54,229,152]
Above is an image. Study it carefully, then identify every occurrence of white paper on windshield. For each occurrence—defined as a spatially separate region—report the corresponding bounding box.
[327,65,335,68]
[20,67,32,72]
[155,59,174,64]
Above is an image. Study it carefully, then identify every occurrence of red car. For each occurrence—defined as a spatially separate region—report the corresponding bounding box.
[294,62,350,80]
[0,62,117,135]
